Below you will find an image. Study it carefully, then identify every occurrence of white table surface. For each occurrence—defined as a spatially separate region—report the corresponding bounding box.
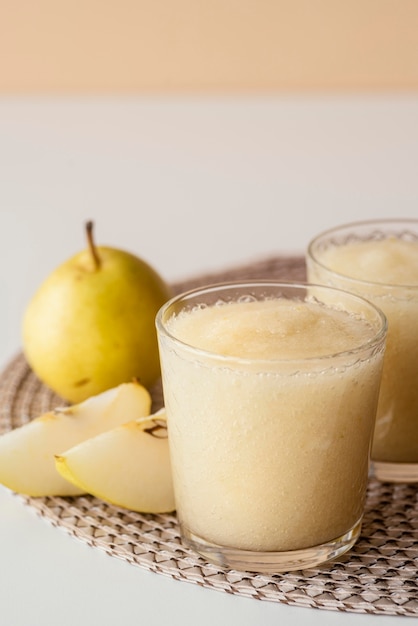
[0,95,417,625]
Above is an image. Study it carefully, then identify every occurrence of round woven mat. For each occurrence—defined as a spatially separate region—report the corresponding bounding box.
[1,256,418,617]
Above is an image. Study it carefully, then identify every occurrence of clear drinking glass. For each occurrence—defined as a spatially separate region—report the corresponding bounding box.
[156,281,386,572]
[307,219,418,483]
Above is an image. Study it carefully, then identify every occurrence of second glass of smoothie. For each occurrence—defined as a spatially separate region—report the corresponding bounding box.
[156,281,386,572]
[307,219,418,483]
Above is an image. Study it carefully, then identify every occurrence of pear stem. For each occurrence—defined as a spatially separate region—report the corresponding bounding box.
[86,221,101,270]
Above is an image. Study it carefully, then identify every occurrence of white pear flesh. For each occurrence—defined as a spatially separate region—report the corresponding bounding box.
[0,381,151,496]
[55,410,175,514]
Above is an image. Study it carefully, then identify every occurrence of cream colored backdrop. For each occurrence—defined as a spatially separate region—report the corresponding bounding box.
[1,0,418,92]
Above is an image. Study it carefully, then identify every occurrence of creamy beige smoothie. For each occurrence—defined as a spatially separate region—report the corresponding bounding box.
[156,284,386,570]
[307,231,418,470]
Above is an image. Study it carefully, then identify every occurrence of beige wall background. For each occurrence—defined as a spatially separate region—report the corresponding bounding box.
[1,0,418,93]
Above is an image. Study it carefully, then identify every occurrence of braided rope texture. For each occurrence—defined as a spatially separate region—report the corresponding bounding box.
[1,256,418,616]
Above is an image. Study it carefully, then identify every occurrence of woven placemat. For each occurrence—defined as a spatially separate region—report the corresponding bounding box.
[1,255,418,617]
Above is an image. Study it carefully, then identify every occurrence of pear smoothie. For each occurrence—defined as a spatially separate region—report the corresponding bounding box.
[307,220,418,482]
[156,282,386,572]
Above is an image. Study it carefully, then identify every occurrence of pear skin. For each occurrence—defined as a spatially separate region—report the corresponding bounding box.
[22,222,171,403]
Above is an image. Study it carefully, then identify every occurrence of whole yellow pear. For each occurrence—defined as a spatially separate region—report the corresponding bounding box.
[22,222,171,403]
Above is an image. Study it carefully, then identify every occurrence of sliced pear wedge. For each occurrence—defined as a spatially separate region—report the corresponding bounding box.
[55,409,175,513]
[0,381,151,496]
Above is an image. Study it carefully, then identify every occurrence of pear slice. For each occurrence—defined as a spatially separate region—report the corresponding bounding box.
[0,381,151,496]
[55,409,175,513]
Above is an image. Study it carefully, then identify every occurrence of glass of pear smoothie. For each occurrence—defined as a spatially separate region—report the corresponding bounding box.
[156,281,386,573]
[307,219,418,483]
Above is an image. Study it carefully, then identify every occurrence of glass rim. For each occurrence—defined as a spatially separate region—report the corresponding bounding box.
[155,279,387,366]
[307,218,418,291]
